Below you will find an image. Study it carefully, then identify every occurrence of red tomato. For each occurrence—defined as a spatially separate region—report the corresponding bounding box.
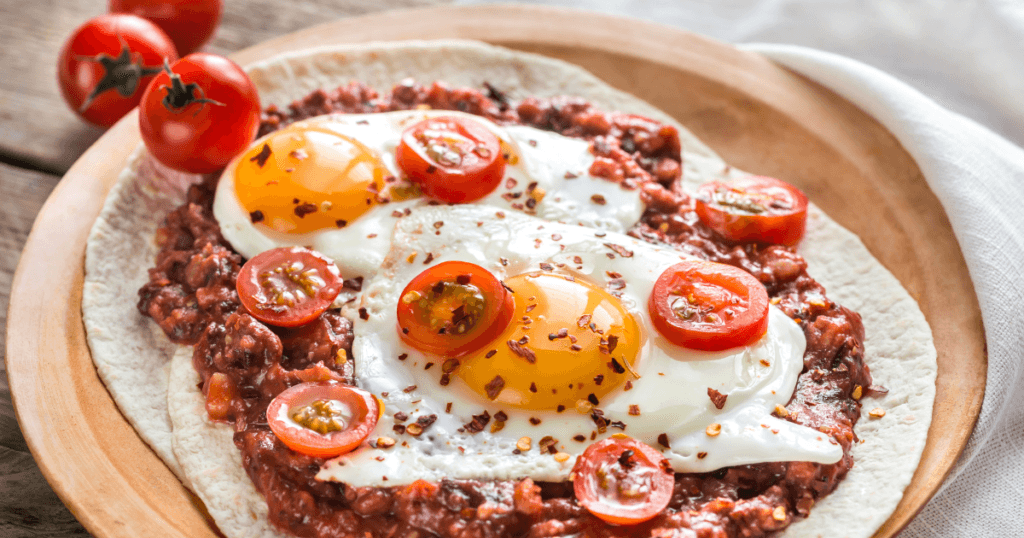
[109,0,223,56]
[57,14,177,127]
[396,116,506,203]
[396,261,515,357]
[139,52,260,173]
[649,260,769,351]
[695,176,809,246]
[266,382,379,458]
[236,247,344,328]
[572,435,674,525]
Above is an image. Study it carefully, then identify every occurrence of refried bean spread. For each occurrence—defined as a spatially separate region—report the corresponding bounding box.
[139,80,874,538]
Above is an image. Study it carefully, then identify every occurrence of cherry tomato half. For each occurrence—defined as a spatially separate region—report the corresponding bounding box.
[110,0,223,56]
[396,261,515,357]
[649,260,769,351]
[396,116,506,203]
[572,435,674,526]
[695,176,809,246]
[236,247,344,328]
[57,14,177,127]
[139,52,260,173]
[267,382,379,458]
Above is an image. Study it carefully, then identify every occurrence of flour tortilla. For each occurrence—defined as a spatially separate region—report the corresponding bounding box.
[83,40,936,538]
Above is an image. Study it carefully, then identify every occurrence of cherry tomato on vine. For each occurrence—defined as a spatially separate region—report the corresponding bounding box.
[57,14,177,127]
[572,435,674,525]
[695,176,809,246]
[648,260,769,351]
[267,382,379,458]
[396,115,506,203]
[139,52,260,173]
[109,0,223,56]
[396,261,515,357]
[236,247,344,328]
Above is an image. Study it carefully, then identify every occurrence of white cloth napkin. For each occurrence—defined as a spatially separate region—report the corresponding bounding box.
[453,1,1024,534]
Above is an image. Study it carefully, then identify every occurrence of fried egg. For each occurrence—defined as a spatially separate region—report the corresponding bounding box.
[316,206,842,487]
[212,110,646,281]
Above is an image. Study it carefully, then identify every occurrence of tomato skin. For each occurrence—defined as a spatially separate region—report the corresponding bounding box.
[695,176,809,246]
[139,52,260,173]
[109,0,223,56]
[649,260,769,351]
[266,382,379,458]
[57,14,177,127]
[396,261,515,357]
[396,116,506,203]
[236,247,344,328]
[572,436,674,526]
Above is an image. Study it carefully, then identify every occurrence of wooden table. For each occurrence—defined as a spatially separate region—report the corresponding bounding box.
[0,1,445,535]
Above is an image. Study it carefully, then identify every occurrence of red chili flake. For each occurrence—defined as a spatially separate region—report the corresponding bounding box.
[441,359,460,374]
[484,376,505,400]
[496,211,506,219]
[416,414,437,429]
[439,373,450,386]
[657,433,670,448]
[501,192,516,202]
[294,203,317,218]
[249,210,265,223]
[463,410,491,433]
[393,424,406,434]
[608,358,626,374]
[426,165,437,174]
[394,412,409,422]
[570,344,582,351]
[571,256,583,265]
[529,417,542,425]
[455,274,471,285]
[556,405,566,413]
[485,349,497,358]
[403,385,417,393]
[525,198,537,210]
[628,405,640,416]
[593,374,604,386]
[577,314,592,328]
[250,143,272,167]
[512,203,525,210]
[707,388,728,410]
[506,178,518,189]
[590,194,607,205]
[528,139,538,147]
[521,317,532,325]
[609,420,626,430]
[625,380,634,391]
[595,231,607,238]
[398,353,408,361]
[422,253,434,265]
[525,304,537,313]
[607,278,626,290]
[367,233,378,239]
[433,221,444,229]
[587,393,600,406]
[539,262,554,271]
[494,411,508,422]
[697,452,707,459]
[527,181,538,193]
[424,362,434,371]
[507,339,537,363]
[335,219,348,228]
[342,277,363,291]
[590,409,609,433]
[569,335,577,343]
[573,435,586,442]
[499,257,509,266]
[539,436,558,454]
[603,243,634,258]
[528,382,537,393]
[445,402,453,413]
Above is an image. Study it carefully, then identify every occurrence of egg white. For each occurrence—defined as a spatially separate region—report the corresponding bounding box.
[212,110,645,282]
[316,205,841,487]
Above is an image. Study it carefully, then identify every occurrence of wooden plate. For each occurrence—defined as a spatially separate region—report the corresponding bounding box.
[6,4,985,537]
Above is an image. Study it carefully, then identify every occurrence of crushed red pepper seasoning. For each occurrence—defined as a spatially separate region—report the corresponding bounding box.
[138,79,873,538]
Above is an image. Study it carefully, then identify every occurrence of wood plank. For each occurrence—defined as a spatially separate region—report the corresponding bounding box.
[0,0,447,174]
[0,162,61,453]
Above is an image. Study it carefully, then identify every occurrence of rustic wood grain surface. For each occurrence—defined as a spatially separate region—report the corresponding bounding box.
[0,0,445,535]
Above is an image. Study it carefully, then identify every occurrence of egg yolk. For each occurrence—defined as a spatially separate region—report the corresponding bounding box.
[235,125,390,235]
[455,273,641,411]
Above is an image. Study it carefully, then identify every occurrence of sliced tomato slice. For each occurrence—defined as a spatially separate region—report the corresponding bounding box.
[266,382,379,458]
[236,247,344,327]
[396,261,515,357]
[649,260,769,351]
[396,115,506,203]
[695,176,808,246]
[572,435,674,526]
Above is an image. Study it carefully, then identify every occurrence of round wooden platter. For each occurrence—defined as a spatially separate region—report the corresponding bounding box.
[6,4,985,538]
